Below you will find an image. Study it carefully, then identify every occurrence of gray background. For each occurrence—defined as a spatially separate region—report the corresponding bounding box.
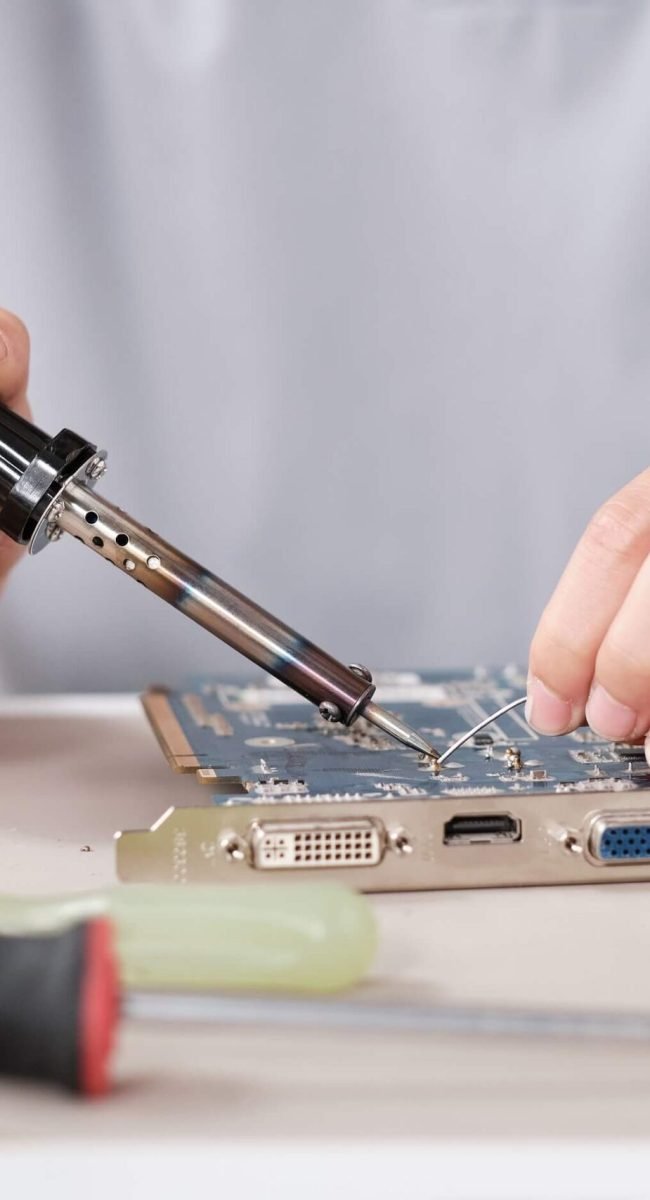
[1,0,648,693]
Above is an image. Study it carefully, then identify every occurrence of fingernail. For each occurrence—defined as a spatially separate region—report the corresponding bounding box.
[0,332,8,362]
[586,683,638,741]
[525,676,575,735]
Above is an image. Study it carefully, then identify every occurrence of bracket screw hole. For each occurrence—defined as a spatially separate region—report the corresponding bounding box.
[389,828,413,856]
[221,835,247,863]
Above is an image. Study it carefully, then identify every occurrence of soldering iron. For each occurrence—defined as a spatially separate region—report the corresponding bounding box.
[0,408,438,758]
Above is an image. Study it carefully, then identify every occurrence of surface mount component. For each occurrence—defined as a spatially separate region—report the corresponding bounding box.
[116,667,650,892]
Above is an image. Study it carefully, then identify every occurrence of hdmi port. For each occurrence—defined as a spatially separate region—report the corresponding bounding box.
[443,813,521,846]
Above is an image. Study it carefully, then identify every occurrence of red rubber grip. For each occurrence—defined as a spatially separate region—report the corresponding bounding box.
[78,918,120,1096]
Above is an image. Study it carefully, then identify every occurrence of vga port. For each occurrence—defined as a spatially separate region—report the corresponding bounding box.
[249,818,385,870]
[589,813,650,863]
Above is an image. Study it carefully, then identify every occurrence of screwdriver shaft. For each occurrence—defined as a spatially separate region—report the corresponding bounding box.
[125,990,650,1043]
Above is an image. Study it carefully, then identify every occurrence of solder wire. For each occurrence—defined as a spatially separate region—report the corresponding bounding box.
[435,696,528,767]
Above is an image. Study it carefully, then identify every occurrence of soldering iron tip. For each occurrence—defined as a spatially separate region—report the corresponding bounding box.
[361,700,440,760]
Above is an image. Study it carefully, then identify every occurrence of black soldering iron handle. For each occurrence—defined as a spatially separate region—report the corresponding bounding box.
[0,408,50,502]
[0,404,96,547]
[0,920,119,1095]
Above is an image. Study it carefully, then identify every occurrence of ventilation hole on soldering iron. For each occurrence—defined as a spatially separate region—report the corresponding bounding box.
[85,511,98,525]
[92,536,104,548]
[115,532,129,547]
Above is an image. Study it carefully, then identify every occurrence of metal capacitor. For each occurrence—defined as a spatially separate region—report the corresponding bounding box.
[0,407,439,756]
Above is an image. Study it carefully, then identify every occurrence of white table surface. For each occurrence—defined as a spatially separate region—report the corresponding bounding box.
[2,695,650,1199]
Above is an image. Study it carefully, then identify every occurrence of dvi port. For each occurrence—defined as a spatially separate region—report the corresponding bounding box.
[249,818,385,870]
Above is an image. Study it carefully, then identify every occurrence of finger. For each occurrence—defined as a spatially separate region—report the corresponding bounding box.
[0,307,30,415]
[528,469,650,734]
[0,308,32,586]
[586,552,650,740]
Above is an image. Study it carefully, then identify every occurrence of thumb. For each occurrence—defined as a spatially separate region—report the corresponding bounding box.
[0,308,33,588]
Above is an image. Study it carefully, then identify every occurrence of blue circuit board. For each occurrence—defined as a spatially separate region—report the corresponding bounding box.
[155,668,650,806]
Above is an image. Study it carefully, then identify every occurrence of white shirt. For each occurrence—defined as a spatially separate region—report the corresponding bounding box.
[1,0,647,691]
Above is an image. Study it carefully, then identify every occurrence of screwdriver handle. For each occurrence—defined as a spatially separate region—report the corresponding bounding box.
[0,919,119,1095]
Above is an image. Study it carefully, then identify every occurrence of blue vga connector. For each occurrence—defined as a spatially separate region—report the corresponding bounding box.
[589,814,650,863]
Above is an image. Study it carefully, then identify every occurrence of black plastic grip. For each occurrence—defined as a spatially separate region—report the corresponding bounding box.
[0,406,96,545]
[0,923,87,1091]
[0,407,50,498]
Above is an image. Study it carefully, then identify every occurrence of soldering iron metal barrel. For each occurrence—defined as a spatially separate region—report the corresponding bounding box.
[0,410,372,719]
[0,410,373,719]
[57,480,374,722]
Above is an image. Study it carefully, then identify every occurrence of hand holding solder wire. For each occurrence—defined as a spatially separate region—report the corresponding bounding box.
[528,468,650,764]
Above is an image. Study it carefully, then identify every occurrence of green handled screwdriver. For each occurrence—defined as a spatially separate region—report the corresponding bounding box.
[0,883,377,993]
[4,916,650,1098]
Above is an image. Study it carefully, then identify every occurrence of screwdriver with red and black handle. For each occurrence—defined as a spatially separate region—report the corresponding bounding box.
[6,917,650,1097]
[0,918,117,1095]
[0,881,378,1095]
